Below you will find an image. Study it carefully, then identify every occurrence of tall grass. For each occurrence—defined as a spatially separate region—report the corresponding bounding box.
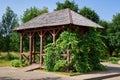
[0,52,19,66]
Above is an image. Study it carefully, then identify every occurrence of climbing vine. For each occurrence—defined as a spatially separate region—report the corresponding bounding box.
[44,28,106,72]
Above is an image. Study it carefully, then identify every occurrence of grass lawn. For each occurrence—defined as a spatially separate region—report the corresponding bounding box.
[0,60,11,67]
[0,52,19,67]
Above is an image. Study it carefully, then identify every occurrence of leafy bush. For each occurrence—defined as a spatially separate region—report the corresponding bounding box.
[109,57,120,64]
[54,60,68,71]
[11,60,28,67]
[44,28,106,72]
[11,60,21,67]
[44,43,56,71]
[21,60,29,67]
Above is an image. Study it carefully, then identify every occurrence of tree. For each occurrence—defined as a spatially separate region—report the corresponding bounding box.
[107,13,120,56]
[0,6,19,52]
[21,7,48,23]
[0,34,4,51]
[79,6,99,23]
[99,20,113,56]
[54,0,79,12]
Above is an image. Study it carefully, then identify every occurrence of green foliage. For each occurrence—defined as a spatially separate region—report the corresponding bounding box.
[45,29,105,72]
[0,35,4,51]
[11,59,28,67]
[20,60,29,67]
[21,6,48,23]
[73,53,91,72]
[54,60,68,71]
[5,53,14,60]
[55,0,79,12]
[0,6,19,52]
[11,60,21,67]
[44,43,56,71]
[79,6,99,23]
[107,13,120,55]
[83,28,106,70]
[99,20,113,56]
[10,33,20,51]
[109,57,120,64]
[0,52,19,61]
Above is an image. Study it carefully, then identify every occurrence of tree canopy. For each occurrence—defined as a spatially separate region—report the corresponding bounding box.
[79,6,100,23]
[21,7,48,23]
[0,6,19,52]
[54,0,79,12]
[107,13,120,55]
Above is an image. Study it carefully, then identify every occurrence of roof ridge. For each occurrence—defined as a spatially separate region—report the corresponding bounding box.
[67,8,73,24]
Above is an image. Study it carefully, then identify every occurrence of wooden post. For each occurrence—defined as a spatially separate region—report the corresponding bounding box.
[33,36,36,63]
[38,31,44,68]
[40,35,43,67]
[49,29,60,43]
[28,32,34,64]
[52,30,56,43]
[29,35,32,64]
[20,33,24,61]
[38,31,46,69]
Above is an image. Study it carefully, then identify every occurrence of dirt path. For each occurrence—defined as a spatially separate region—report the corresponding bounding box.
[0,67,71,80]
[0,62,120,80]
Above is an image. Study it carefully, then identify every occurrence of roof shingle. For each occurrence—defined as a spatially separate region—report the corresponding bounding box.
[14,8,103,31]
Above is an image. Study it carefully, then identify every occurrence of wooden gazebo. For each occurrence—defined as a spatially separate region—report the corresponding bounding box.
[14,8,103,68]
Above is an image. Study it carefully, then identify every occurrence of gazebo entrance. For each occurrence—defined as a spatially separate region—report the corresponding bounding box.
[19,26,65,67]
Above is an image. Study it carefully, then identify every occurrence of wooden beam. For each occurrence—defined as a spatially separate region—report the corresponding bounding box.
[20,33,24,61]
[28,32,34,64]
[20,25,66,34]
[38,31,46,68]
[29,35,32,64]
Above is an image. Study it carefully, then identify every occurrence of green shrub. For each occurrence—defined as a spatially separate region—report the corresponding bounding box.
[54,60,68,71]
[11,60,29,67]
[11,60,21,67]
[44,29,106,72]
[44,43,56,71]
[109,57,120,64]
[21,60,29,67]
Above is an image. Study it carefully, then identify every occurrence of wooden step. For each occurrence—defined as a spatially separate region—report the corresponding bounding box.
[22,64,40,72]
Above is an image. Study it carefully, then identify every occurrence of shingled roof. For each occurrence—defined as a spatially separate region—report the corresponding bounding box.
[14,8,103,31]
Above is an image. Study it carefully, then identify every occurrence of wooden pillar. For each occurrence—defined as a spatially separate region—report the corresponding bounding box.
[38,31,45,68]
[20,33,24,61]
[49,29,61,43]
[40,34,43,67]
[33,36,36,63]
[52,30,56,43]
[28,32,34,64]
[29,36,32,64]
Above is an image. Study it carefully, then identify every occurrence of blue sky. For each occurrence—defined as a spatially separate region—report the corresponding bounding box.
[0,0,120,22]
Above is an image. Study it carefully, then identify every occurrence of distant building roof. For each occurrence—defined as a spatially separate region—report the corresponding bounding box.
[14,8,103,31]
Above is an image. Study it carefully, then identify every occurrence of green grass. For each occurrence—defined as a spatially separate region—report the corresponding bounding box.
[0,60,11,67]
[101,56,120,64]
[0,52,19,67]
